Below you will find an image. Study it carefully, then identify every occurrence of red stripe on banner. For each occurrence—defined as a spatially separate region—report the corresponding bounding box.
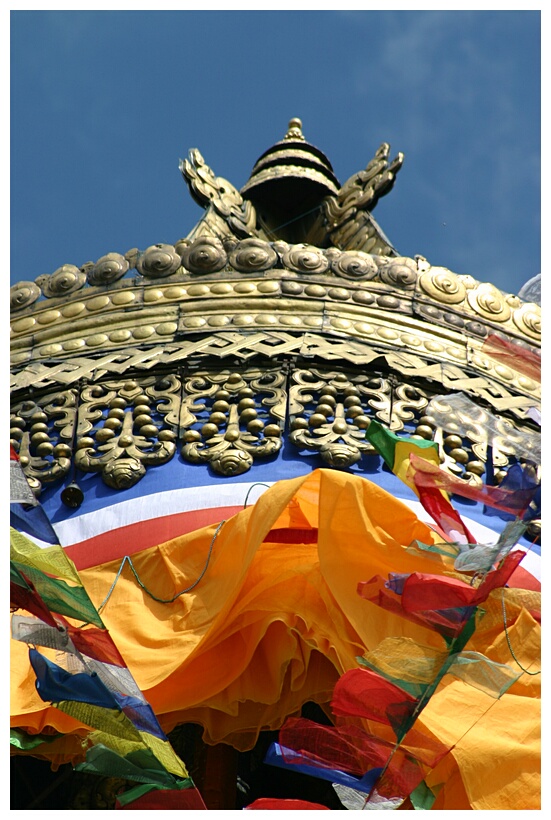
[508,565,541,593]
[64,506,242,570]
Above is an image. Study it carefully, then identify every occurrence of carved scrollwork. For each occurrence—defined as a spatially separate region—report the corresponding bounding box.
[136,244,183,278]
[10,397,76,494]
[180,149,256,239]
[512,302,541,341]
[289,370,375,467]
[326,249,378,280]
[75,409,175,489]
[74,378,177,489]
[180,369,284,476]
[321,143,402,255]
[228,238,278,272]
[418,267,467,304]
[467,282,511,323]
[181,237,228,274]
[36,265,87,298]
[86,253,130,286]
[279,244,329,275]
[378,258,418,290]
[11,281,41,312]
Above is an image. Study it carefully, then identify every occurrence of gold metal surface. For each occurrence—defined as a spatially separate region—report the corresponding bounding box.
[10,119,540,541]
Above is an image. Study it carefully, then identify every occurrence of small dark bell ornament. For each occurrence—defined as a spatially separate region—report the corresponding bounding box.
[61,482,84,509]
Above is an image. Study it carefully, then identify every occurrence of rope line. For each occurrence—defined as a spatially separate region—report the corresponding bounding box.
[501,589,540,675]
[98,520,226,612]
[243,483,271,508]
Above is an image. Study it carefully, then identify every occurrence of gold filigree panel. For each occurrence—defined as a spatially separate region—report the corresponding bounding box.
[180,368,285,476]
[288,368,430,467]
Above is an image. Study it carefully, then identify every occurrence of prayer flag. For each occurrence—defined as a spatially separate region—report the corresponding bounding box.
[365,420,440,495]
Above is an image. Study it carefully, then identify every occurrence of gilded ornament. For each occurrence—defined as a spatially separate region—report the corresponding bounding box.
[179,370,284,475]
[86,253,129,285]
[281,281,304,295]
[102,457,147,489]
[424,340,444,353]
[443,312,465,329]
[180,148,256,238]
[137,243,183,278]
[156,322,178,335]
[233,315,255,326]
[328,287,351,301]
[111,290,136,306]
[322,142,402,255]
[187,283,210,296]
[234,282,257,294]
[61,302,86,317]
[36,265,86,298]
[208,315,231,327]
[109,330,132,343]
[181,237,227,273]
[419,268,466,304]
[11,316,36,333]
[257,281,280,294]
[329,250,378,280]
[280,244,329,275]
[319,442,361,468]
[132,326,155,339]
[35,309,61,325]
[378,259,418,289]
[512,302,541,341]
[377,327,399,341]
[163,286,187,299]
[377,295,400,309]
[304,284,327,297]
[467,283,511,322]
[211,283,233,294]
[183,316,207,328]
[210,449,254,476]
[11,281,41,311]
[86,295,111,311]
[86,333,109,347]
[464,321,487,337]
[228,238,278,272]
[352,292,375,305]
[38,343,63,356]
[144,288,164,303]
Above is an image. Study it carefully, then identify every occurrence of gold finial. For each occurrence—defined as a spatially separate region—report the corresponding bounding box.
[284,118,304,141]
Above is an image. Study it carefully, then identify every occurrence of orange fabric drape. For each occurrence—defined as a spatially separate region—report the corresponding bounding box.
[11,469,540,808]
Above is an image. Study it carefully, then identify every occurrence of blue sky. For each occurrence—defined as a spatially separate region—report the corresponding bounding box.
[10,9,541,297]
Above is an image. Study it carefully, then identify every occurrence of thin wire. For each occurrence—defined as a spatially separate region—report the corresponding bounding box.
[98,520,226,612]
[243,483,271,509]
[501,589,541,675]
[256,203,324,240]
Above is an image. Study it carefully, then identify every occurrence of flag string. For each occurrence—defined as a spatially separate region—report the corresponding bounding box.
[98,520,226,612]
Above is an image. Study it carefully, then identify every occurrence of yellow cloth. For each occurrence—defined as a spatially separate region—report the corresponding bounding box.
[10,469,540,808]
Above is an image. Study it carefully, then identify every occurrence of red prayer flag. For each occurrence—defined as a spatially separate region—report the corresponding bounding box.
[10,579,59,628]
[245,798,330,809]
[408,454,538,518]
[62,620,127,668]
[115,787,207,810]
[482,334,541,382]
[331,668,418,736]
[397,551,525,617]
